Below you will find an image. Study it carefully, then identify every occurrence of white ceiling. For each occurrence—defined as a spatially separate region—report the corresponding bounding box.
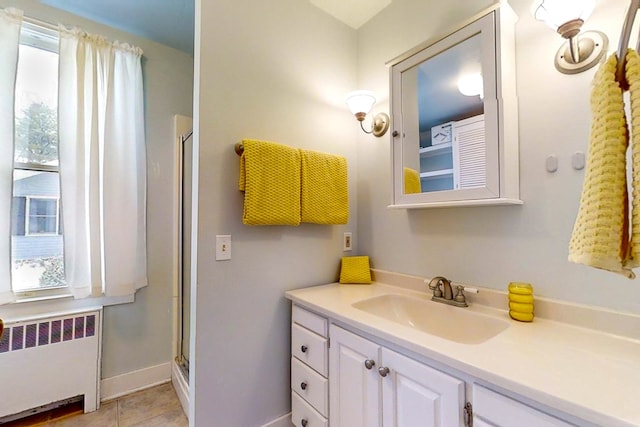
[40,0,391,55]
[309,0,392,29]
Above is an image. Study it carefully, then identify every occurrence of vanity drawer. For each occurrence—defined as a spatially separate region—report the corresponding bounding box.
[292,391,328,427]
[293,305,327,337]
[473,384,574,427]
[291,357,328,417]
[292,323,328,376]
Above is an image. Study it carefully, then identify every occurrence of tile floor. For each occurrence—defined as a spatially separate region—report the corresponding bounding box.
[5,382,188,427]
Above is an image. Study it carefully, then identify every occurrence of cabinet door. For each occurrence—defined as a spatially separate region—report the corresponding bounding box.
[381,348,465,427]
[329,325,381,427]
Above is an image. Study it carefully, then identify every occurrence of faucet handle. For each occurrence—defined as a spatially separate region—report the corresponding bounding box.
[425,278,444,297]
[459,285,479,294]
[453,285,479,306]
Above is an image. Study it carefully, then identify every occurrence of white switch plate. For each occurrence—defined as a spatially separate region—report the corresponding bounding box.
[343,232,353,251]
[216,235,231,260]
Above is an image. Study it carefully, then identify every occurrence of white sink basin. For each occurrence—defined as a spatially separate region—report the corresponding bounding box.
[352,294,509,344]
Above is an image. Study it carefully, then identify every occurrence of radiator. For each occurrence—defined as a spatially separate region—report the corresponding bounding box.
[0,308,102,418]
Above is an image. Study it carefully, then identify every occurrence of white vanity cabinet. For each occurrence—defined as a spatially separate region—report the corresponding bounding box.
[329,324,465,427]
[291,305,329,427]
[289,301,586,427]
[286,281,634,427]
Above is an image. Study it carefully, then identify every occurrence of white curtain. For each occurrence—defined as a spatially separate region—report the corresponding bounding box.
[0,8,23,305]
[58,27,147,298]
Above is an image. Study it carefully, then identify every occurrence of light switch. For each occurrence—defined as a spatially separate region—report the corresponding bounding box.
[343,232,353,251]
[216,235,231,261]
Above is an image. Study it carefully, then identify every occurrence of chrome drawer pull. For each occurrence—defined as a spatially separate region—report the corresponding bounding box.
[378,366,390,377]
[364,359,376,370]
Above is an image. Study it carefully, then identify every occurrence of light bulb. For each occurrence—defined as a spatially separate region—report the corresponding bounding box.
[458,74,484,98]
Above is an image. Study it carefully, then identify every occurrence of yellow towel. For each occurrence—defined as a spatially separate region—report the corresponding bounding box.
[404,167,421,194]
[568,54,634,278]
[300,149,348,224]
[239,139,301,226]
[626,49,640,268]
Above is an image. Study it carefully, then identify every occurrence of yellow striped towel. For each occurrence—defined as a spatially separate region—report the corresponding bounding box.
[625,49,640,269]
[300,149,348,224]
[568,54,634,278]
[404,167,421,194]
[239,139,301,226]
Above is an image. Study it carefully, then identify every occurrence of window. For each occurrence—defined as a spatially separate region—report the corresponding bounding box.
[27,196,60,235]
[10,22,65,293]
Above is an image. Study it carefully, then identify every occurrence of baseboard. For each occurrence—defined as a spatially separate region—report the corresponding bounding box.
[261,412,292,427]
[171,361,189,419]
[100,362,171,402]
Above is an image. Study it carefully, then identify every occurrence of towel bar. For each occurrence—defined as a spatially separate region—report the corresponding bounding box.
[235,142,244,156]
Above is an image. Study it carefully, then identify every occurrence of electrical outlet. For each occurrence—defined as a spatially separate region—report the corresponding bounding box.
[343,232,353,251]
[216,235,231,260]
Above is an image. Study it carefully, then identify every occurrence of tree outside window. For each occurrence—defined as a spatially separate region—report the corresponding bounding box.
[15,102,58,165]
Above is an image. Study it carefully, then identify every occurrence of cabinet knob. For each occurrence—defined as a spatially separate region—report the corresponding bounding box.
[378,366,390,377]
[364,359,376,370]
[301,419,308,427]
[300,345,308,353]
[300,382,307,390]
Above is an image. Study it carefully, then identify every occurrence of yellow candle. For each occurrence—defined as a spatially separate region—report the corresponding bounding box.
[508,282,534,322]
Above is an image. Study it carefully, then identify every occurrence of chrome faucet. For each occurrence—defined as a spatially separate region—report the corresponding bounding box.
[426,276,473,307]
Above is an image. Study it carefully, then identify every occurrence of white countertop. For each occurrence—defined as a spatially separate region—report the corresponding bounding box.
[285,280,640,427]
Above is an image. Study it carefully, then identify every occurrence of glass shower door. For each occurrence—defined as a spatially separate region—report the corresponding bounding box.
[178,129,193,377]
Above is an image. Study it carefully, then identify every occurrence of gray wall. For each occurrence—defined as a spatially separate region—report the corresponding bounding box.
[0,0,194,379]
[356,0,640,314]
[192,0,640,425]
[192,0,357,424]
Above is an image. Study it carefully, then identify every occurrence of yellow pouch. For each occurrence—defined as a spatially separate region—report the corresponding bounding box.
[340,256,372,284]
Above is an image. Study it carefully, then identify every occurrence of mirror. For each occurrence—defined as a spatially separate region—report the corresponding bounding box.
[389,3,521,208]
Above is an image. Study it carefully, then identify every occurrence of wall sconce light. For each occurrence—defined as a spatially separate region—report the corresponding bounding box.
[532,0,608,74]
[345,90,390,137]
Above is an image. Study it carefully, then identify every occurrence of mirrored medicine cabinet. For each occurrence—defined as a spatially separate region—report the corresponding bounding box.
[388,2,521,208]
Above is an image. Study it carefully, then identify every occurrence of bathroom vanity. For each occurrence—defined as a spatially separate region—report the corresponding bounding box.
[285,271,640,427]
